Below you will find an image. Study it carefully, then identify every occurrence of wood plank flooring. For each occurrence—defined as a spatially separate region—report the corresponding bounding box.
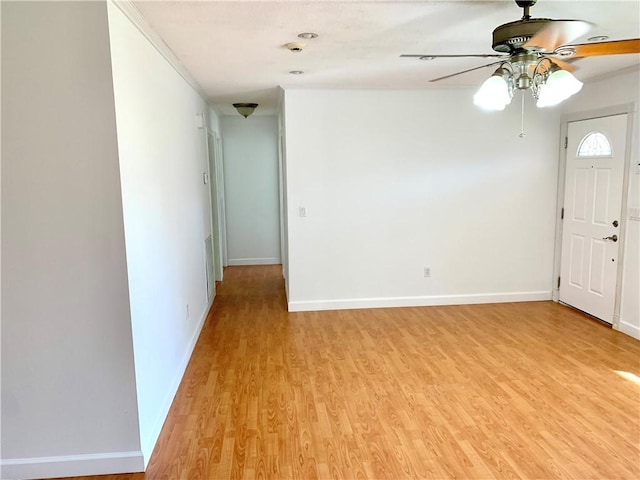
[62,265,639,479]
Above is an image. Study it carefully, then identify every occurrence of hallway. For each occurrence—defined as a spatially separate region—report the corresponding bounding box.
[65,265,639,479]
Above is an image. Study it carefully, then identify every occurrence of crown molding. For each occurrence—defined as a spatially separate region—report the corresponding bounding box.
[109,0,211,104]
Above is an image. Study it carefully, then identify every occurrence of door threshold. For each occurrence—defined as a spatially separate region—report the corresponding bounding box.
[558,301,613,327]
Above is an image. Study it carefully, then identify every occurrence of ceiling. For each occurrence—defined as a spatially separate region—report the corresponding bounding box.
[132,0,640,115]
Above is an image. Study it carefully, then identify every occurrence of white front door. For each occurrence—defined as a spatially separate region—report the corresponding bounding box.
[560,114,627,323]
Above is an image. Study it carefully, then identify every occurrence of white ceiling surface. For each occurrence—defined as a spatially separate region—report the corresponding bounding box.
[132,0,640,115]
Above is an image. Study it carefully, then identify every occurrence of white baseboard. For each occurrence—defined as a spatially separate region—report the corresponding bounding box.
[617,319,640,340]
[0,451,144,480]
[288,291,552,312]
[228,257,281,266]
[139,297,214,465]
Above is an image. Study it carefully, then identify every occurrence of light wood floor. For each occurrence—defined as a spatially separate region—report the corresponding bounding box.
[63,265,639,480]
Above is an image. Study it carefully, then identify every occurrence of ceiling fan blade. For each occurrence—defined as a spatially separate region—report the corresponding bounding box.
[558,38,640,58]
[523,20,592,53]
[429,60,504,82]
[548,58,578,73]
[401,54,507,59]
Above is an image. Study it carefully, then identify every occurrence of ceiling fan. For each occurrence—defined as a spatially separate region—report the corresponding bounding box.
[401,0,640,110]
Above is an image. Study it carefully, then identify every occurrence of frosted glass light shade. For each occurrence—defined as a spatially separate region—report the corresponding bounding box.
[233,103,259,118]
[473,76,512,111]
[536,70,583,108]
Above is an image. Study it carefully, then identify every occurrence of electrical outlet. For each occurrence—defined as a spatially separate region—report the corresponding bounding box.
[299,206,307,217]
[424,267,431,278]
[186,304,190,319]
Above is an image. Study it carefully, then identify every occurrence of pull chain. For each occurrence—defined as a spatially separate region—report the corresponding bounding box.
[519,93,526,138]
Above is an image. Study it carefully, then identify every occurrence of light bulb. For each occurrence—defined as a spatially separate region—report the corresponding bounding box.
[537,69,583,108]
[473,75,512,111]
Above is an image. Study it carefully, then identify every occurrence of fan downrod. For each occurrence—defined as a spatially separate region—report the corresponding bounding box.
[515,0,537,20]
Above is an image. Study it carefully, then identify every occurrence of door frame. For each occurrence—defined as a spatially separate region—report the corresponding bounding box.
[206,129,229,280]
[553,102,636,329]
[215,133,229,268]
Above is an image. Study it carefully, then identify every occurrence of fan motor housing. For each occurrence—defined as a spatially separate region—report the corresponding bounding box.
[492,18,552,53]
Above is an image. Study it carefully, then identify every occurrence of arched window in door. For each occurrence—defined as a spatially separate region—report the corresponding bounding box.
[577,131,612,157]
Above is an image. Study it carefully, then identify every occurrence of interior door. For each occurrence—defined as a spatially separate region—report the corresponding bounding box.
[560,114,627,323]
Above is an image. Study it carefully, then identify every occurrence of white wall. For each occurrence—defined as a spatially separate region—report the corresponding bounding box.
[1,2,142,478]
[562,68,640,339]
[106,2,214,464]
[209,106,222,134]
[221,116,281,265]
[283,89,562,311]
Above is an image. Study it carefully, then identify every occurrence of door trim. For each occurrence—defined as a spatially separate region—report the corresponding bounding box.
[553,102,636,330]
[206,129,229,277]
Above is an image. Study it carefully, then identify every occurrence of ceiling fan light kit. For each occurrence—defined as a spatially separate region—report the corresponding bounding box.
[475,56,584,111]
[402,0,639,112]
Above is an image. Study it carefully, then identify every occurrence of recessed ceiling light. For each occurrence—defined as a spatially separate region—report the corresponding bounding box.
[289,70,305,75]
[297,32,318,40]
[587,35,609,42]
